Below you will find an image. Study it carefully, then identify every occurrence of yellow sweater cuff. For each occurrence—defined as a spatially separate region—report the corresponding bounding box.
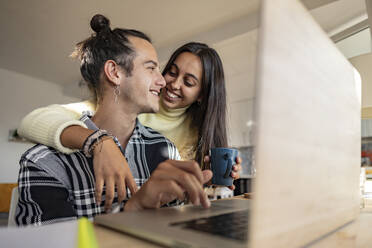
[18,104,88,154]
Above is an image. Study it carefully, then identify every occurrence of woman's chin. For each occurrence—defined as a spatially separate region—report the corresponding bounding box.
[161,98,177,109]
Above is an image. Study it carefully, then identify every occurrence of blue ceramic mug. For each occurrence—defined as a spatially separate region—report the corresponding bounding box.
[210,148,238,186]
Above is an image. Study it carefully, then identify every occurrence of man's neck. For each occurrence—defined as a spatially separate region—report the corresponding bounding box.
[92,99,138,148]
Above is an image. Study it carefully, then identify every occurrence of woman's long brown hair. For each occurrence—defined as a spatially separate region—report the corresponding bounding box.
[162,42,228,168]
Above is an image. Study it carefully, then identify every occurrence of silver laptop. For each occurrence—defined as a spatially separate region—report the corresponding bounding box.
[95,0,361,247]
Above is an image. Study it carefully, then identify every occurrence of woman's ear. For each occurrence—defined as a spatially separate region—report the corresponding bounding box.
[197,95,203,105]
[103,60,121,86]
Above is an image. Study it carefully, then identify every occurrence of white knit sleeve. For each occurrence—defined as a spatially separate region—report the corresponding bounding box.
[18,103,90,154]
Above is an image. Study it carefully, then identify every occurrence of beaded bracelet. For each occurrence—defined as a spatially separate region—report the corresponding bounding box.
[82,129,112,158]
[88,135,113,156]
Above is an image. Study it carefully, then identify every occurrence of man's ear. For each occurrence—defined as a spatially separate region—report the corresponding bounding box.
[103,60,121,86]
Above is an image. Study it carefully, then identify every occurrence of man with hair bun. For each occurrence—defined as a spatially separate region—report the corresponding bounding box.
[16,14,212,226]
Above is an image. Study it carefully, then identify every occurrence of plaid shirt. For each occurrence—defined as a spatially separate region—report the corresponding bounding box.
[16,115,180,226]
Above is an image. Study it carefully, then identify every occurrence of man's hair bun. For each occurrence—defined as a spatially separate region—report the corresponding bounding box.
[90,14,111,34]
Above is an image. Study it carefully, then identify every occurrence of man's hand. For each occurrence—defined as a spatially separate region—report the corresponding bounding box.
[124,160,212,211]
[93,138,137,212]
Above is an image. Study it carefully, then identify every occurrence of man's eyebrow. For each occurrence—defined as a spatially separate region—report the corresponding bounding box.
[144,60,158,67]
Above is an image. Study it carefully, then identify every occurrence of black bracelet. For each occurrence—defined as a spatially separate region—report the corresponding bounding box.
[82,129,109,158]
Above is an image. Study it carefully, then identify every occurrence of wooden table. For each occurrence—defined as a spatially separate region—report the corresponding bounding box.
[95,225,161,248]
[94,198,372,248]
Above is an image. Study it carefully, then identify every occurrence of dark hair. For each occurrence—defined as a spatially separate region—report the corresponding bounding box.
[71,14,151,102]
[162,42,228,168]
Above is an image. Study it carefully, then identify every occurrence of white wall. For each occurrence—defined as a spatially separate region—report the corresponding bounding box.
[349,53,372,107]
[335,28,372,108]
[0,68,78,182]
[213,30,257,147]
[336,28,371,59]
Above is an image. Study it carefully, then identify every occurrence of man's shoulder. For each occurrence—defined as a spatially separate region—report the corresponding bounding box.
[137,122,175,145]
[21,144,60,164]
[19,144,86,188]
[20,144,83,167]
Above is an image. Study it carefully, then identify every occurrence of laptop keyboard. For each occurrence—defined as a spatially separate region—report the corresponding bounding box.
[170,210,249,242]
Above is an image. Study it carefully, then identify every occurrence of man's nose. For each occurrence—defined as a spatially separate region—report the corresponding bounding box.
[156,72,166,88]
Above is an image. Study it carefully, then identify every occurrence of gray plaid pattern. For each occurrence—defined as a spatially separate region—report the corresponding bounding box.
[16,116,180,226]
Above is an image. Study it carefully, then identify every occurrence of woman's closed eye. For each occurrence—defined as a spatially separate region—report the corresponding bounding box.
[184,80,193,87]
[167,70,177,77]
[184,76,196,87]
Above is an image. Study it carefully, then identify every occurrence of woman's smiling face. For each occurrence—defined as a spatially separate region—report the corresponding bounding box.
[161,52,203,109]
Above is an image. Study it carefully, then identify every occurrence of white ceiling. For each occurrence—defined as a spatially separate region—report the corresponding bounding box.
[0,0,368,97]
[0,0,258,86]
[311,0,366,33]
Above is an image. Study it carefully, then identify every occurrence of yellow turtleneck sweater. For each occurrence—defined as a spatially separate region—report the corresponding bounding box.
[139,102,198,160]
[18,100,198,160]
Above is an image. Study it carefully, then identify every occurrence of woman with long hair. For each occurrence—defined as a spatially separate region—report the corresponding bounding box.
[140,42,229,168]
